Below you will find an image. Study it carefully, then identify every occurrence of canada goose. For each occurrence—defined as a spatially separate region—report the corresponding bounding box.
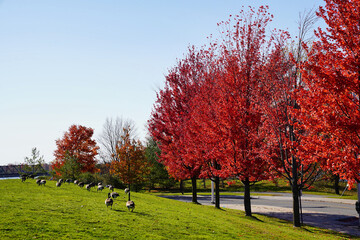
[107,185,114,192]
[124,188,130,194]
[126,201,135,212]
[65,179,72,184]
[98,182,102,186]
[74,180,79,185]
[40,180,46,186]
[110,192,119,199]
[58,179,63,183]
[56,181,62,187]
[78,182,84,188]
[85,184,91,191]
[105,193,113,209]
[97,185,104,192]
[36,179,41,185]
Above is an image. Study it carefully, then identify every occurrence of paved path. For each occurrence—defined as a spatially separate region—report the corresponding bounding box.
[160,193,360,237]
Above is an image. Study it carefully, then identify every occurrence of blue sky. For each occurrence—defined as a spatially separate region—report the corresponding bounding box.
[0,0,325,165]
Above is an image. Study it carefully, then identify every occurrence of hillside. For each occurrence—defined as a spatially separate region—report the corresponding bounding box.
[0,179,353,239]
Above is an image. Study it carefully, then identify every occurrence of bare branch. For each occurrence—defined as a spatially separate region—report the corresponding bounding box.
[97,117,137,164]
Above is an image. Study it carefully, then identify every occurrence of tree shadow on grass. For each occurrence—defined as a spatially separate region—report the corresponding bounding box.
[160,195,203,203]
[300,227,314,233]
[207,206,225,211]
[246,215,264,222]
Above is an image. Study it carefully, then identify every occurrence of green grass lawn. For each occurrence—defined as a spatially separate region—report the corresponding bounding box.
[0,179,355,240]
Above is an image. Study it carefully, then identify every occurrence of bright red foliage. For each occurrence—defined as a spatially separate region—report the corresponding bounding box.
[52,125,99,175]
[299,0,360,186]
[149,6,287,213]
[188,6,274,184]
[148,47,205,181]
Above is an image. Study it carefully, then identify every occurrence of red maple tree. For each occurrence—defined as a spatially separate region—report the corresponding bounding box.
[52,124,99,175]
[189,6,274,215]
[261,10,322,227]
[184,45,225,208]
[148,47,206,203]
[299,0,360,187]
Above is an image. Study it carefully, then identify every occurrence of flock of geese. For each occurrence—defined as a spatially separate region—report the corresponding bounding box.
[33,178,135,212]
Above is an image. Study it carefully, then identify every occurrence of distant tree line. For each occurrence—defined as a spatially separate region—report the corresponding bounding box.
[47,119,176,193]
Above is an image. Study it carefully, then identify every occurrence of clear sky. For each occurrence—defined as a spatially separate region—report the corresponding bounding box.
[0,0,325,165]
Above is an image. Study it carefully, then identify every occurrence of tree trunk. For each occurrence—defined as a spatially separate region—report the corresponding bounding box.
[128,183,131,201]
[191,176,198,203]
[203,179,206,188]
[357,182,360,227]
[215,176,220,209]
[180,180,184,195]
[292,183,301,227]
[128,155,131,201]
[292,155,301,227]
[334,174,340,195]
[211,179,215,204]
[243,178,252,216]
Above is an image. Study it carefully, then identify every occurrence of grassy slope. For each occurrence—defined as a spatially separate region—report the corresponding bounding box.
[0,179,354,240]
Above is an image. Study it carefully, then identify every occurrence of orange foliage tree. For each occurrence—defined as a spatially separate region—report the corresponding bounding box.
[52,124,99,176]
[109,128,150,201]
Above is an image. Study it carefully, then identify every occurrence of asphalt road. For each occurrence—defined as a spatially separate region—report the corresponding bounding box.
[160,193,360,237]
